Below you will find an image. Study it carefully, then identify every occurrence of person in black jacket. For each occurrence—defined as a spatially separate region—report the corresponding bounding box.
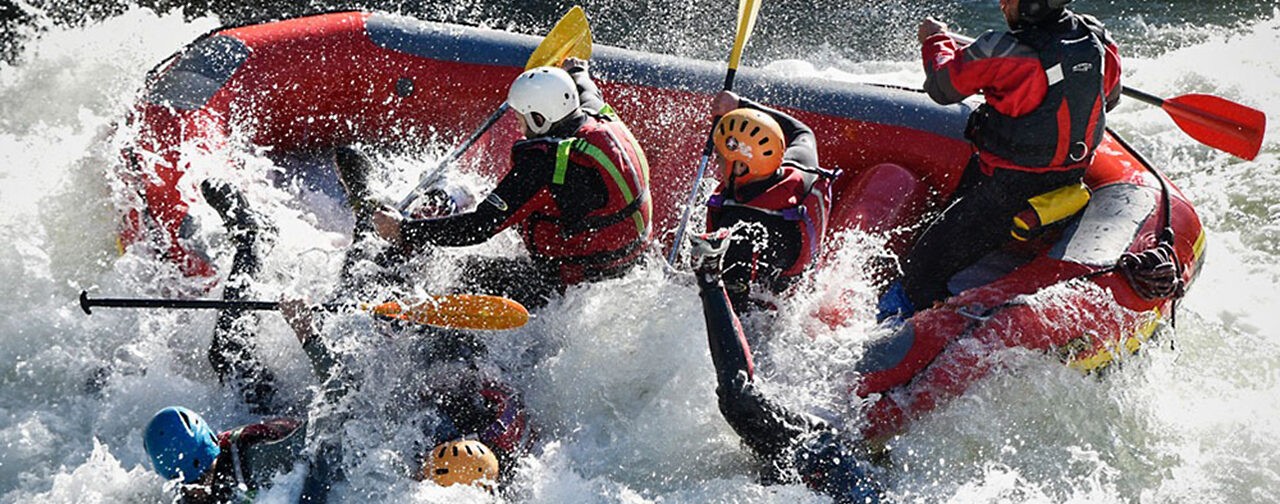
[143,406,329,504]
[880,0,1123,322]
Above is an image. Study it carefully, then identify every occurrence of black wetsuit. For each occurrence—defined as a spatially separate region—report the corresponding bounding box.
[698,271,882,503]
[709,97,825,313]
[203,180,280,413]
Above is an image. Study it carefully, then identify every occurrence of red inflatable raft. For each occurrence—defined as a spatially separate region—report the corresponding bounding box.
[118,11,1203,394]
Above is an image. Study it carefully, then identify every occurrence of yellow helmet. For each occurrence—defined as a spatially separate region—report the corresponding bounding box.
[713,108,786,187]
[423,439,500,490]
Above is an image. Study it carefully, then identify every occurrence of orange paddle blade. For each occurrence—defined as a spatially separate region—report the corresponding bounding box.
[364,295,530,331]
[1162,93,1266,161]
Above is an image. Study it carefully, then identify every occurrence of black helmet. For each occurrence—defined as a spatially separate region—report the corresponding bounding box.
[1020,0,1071,24]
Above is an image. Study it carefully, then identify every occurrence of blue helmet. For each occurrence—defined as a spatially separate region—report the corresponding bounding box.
[143,407,222,483]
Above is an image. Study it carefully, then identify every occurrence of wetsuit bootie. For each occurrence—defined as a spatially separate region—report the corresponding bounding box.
[334,146,377,218]
[689,228,733,281]
[200,178,277,255]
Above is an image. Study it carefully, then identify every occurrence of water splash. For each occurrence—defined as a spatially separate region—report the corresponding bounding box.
[2,6,1279,504]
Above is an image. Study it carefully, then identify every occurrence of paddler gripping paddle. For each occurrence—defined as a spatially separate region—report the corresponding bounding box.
[79,290,530,331]
[948,33,1265,160]
[667,0,763,266]
[397,6,594,212]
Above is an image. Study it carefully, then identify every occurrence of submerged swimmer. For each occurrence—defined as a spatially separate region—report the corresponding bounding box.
[142,160,531,501]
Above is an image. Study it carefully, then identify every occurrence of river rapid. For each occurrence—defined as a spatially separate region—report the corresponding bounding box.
[2,2,1279,503]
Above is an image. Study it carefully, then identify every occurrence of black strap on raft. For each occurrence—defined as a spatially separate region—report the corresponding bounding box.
[1106,128,1186,328]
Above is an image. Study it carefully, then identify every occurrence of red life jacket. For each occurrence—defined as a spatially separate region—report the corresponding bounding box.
[478,382,533,457]
[707,164,834,278]
[517,112,652,284]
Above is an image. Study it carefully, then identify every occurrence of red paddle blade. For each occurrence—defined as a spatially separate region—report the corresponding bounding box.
[1162,93,1266,160]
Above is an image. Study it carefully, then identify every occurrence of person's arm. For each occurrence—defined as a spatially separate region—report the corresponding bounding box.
[563,58,606,114]
[698,273,757,388]
[396,147,555,248]
[1100,28,1122,111]
[919,17,971,105]
[280,298,340,388]
[399,200,507,247]
[299,440,341,504]
[925,30,1049,117]
[1103,41,1122,111]
[737,96,819,170]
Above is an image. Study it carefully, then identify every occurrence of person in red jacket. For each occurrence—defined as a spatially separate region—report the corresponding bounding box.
[704,90,836,313]
[878,0,1122,322]
[374,58,651,309]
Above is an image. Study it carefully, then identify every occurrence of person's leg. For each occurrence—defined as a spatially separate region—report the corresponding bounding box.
[333,146,375,223]
[331,146,412,299]
[300,438,342,503]
[898,181,1014,309]
[898,166,1087,311]
[692,231,882,501]
[201,179,278,413]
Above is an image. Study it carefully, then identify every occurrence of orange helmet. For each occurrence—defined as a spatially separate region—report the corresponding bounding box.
[713,108,785,187]
[423,439,500,490]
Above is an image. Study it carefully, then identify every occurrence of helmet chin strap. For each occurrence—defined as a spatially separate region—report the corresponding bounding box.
[726,161,742,198]
[531,108,585,138]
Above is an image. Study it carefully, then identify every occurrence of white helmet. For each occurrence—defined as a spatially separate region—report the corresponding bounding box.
[507,66,579,135]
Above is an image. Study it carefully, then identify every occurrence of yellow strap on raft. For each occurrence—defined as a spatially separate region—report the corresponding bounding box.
[1011,182,1092,241]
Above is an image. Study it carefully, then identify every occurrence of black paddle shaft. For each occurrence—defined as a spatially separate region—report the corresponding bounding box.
[78,291,348,315]
[1120,86,1164,108]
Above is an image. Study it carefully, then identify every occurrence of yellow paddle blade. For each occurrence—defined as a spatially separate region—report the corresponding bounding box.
[728,0,763,70]
[526,5,593,69]
[363,295,530,331]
